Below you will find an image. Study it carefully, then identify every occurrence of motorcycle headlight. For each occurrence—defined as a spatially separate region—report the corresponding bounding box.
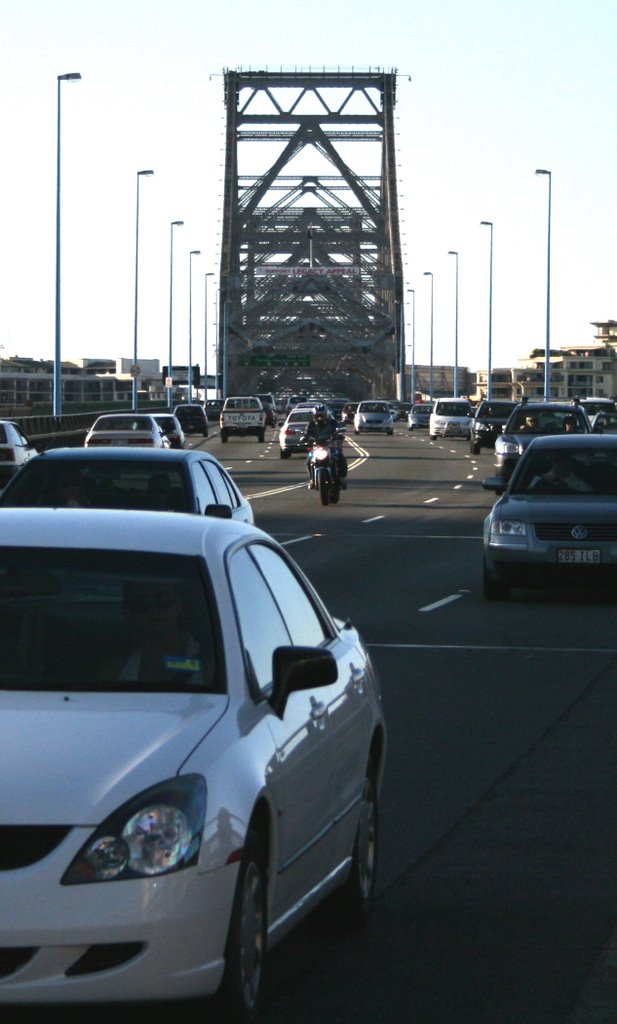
[62,775,206,884]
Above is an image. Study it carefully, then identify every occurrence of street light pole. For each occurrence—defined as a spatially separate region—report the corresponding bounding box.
[132,169,154,412]
[204,273,215,402]
[535,169,552,400]
[54,71,81,417]
[423,272,434,402]
[188,250,201,400]
[167,220,184,410]
[407,288,415,402]
[480,221,493,400]
[396,300,406,401]
[448,251,459,397]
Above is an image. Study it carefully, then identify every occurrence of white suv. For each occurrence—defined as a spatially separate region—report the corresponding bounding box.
[429,398,473,439]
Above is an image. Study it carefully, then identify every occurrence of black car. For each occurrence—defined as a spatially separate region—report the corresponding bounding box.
[469,399,517,454]
[0,447,253,523]
[494,401,592,479]
[173,403,209,437]
[205,399,224,422]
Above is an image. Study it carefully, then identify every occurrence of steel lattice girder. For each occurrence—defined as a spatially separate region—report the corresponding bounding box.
[218,67,404,398]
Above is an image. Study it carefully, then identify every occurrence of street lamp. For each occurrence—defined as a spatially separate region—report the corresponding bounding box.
[396,300,406,401]
[167,220,184,410]
[132,169,154,411]
[448,251,459,397]
[407,288,415,402]
[204,272,214,401]
[423,272,434,401]
[54,71,81,417]
[535,169,552,400]
[480,222,493,400]
[188,250,201,400]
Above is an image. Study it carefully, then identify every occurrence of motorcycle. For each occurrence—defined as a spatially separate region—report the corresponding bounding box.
[307,433,345,506]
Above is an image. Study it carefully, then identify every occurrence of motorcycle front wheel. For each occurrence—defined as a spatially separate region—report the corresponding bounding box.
[318,470,330,505]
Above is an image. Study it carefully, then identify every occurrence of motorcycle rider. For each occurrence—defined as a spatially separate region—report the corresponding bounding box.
[305,403,348,489]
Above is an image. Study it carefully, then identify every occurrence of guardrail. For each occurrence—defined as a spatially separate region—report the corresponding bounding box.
[14,408,169,450]
[15,413,97,450]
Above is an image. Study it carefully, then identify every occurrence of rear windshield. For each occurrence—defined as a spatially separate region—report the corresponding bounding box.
[224,398,261,410]
[478,403,514,417]
[0,460,189,512]
[93,417,153,432]
[0,549,221,693]
[359,402,388,413]
[435,402,470,416]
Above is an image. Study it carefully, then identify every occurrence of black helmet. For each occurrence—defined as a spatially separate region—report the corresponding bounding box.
[313,403,327,423]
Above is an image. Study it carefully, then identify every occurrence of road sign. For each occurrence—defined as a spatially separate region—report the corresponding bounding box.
[130,364,141,378]
[238,354,311,367]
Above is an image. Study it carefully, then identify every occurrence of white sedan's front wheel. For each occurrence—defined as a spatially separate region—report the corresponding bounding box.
[216,828,267,1023]
[319,756,378,930]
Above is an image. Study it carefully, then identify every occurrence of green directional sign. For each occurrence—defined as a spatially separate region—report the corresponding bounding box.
[238,354,311,367]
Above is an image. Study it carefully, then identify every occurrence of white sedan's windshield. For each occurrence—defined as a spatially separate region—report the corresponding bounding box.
[0,549,220,693]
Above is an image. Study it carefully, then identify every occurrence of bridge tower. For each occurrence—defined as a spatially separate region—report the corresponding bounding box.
[218,67,404,400]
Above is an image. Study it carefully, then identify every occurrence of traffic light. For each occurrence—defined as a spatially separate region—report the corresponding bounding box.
[161,365,169,383]
[192,364,200,388]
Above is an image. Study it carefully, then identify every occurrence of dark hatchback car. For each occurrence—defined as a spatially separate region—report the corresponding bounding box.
[494,401,592,479]
[0,448,253,523]
[172,403,209,437]
[469,399,517,454]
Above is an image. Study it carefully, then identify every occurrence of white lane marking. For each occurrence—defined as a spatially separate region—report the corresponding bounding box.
[363,515,386,523]
[424,497,439,503]
[281,535,314,546]
[367,642,617,653]
[454,484,462,490]
[419,593,464,612]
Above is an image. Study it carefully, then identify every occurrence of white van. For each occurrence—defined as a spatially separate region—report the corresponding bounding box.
[429,397,473,439]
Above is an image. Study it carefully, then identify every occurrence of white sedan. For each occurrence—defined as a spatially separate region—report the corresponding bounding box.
[0,418,38,487]
[84,413,171,448]
[0,508,386,1020]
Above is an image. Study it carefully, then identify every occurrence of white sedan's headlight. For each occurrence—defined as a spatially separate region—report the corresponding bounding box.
[490,520,527,537]
[62,775,207,884]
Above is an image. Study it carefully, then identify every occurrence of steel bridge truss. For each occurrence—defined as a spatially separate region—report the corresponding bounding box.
[218,67,404,399]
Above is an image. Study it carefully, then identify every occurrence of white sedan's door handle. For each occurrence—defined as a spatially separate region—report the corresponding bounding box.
[310,698,327,722]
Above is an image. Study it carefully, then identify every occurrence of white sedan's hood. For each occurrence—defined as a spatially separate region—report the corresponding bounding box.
[0,692,227,824]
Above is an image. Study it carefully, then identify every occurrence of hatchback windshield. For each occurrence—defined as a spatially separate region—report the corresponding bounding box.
[0,549,220,693]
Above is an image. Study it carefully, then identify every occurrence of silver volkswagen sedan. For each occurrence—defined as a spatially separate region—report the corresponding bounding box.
[0,508,385,1021]
[482,434,617,599]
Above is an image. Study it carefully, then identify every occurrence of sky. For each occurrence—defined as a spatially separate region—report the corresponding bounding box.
[1,0,615,379]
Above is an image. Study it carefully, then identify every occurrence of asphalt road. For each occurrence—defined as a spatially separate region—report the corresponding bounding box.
[216,424,617,1024]
[8,423,617,1024]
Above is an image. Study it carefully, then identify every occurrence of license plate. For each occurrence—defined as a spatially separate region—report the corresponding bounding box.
[557,549,600,564]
